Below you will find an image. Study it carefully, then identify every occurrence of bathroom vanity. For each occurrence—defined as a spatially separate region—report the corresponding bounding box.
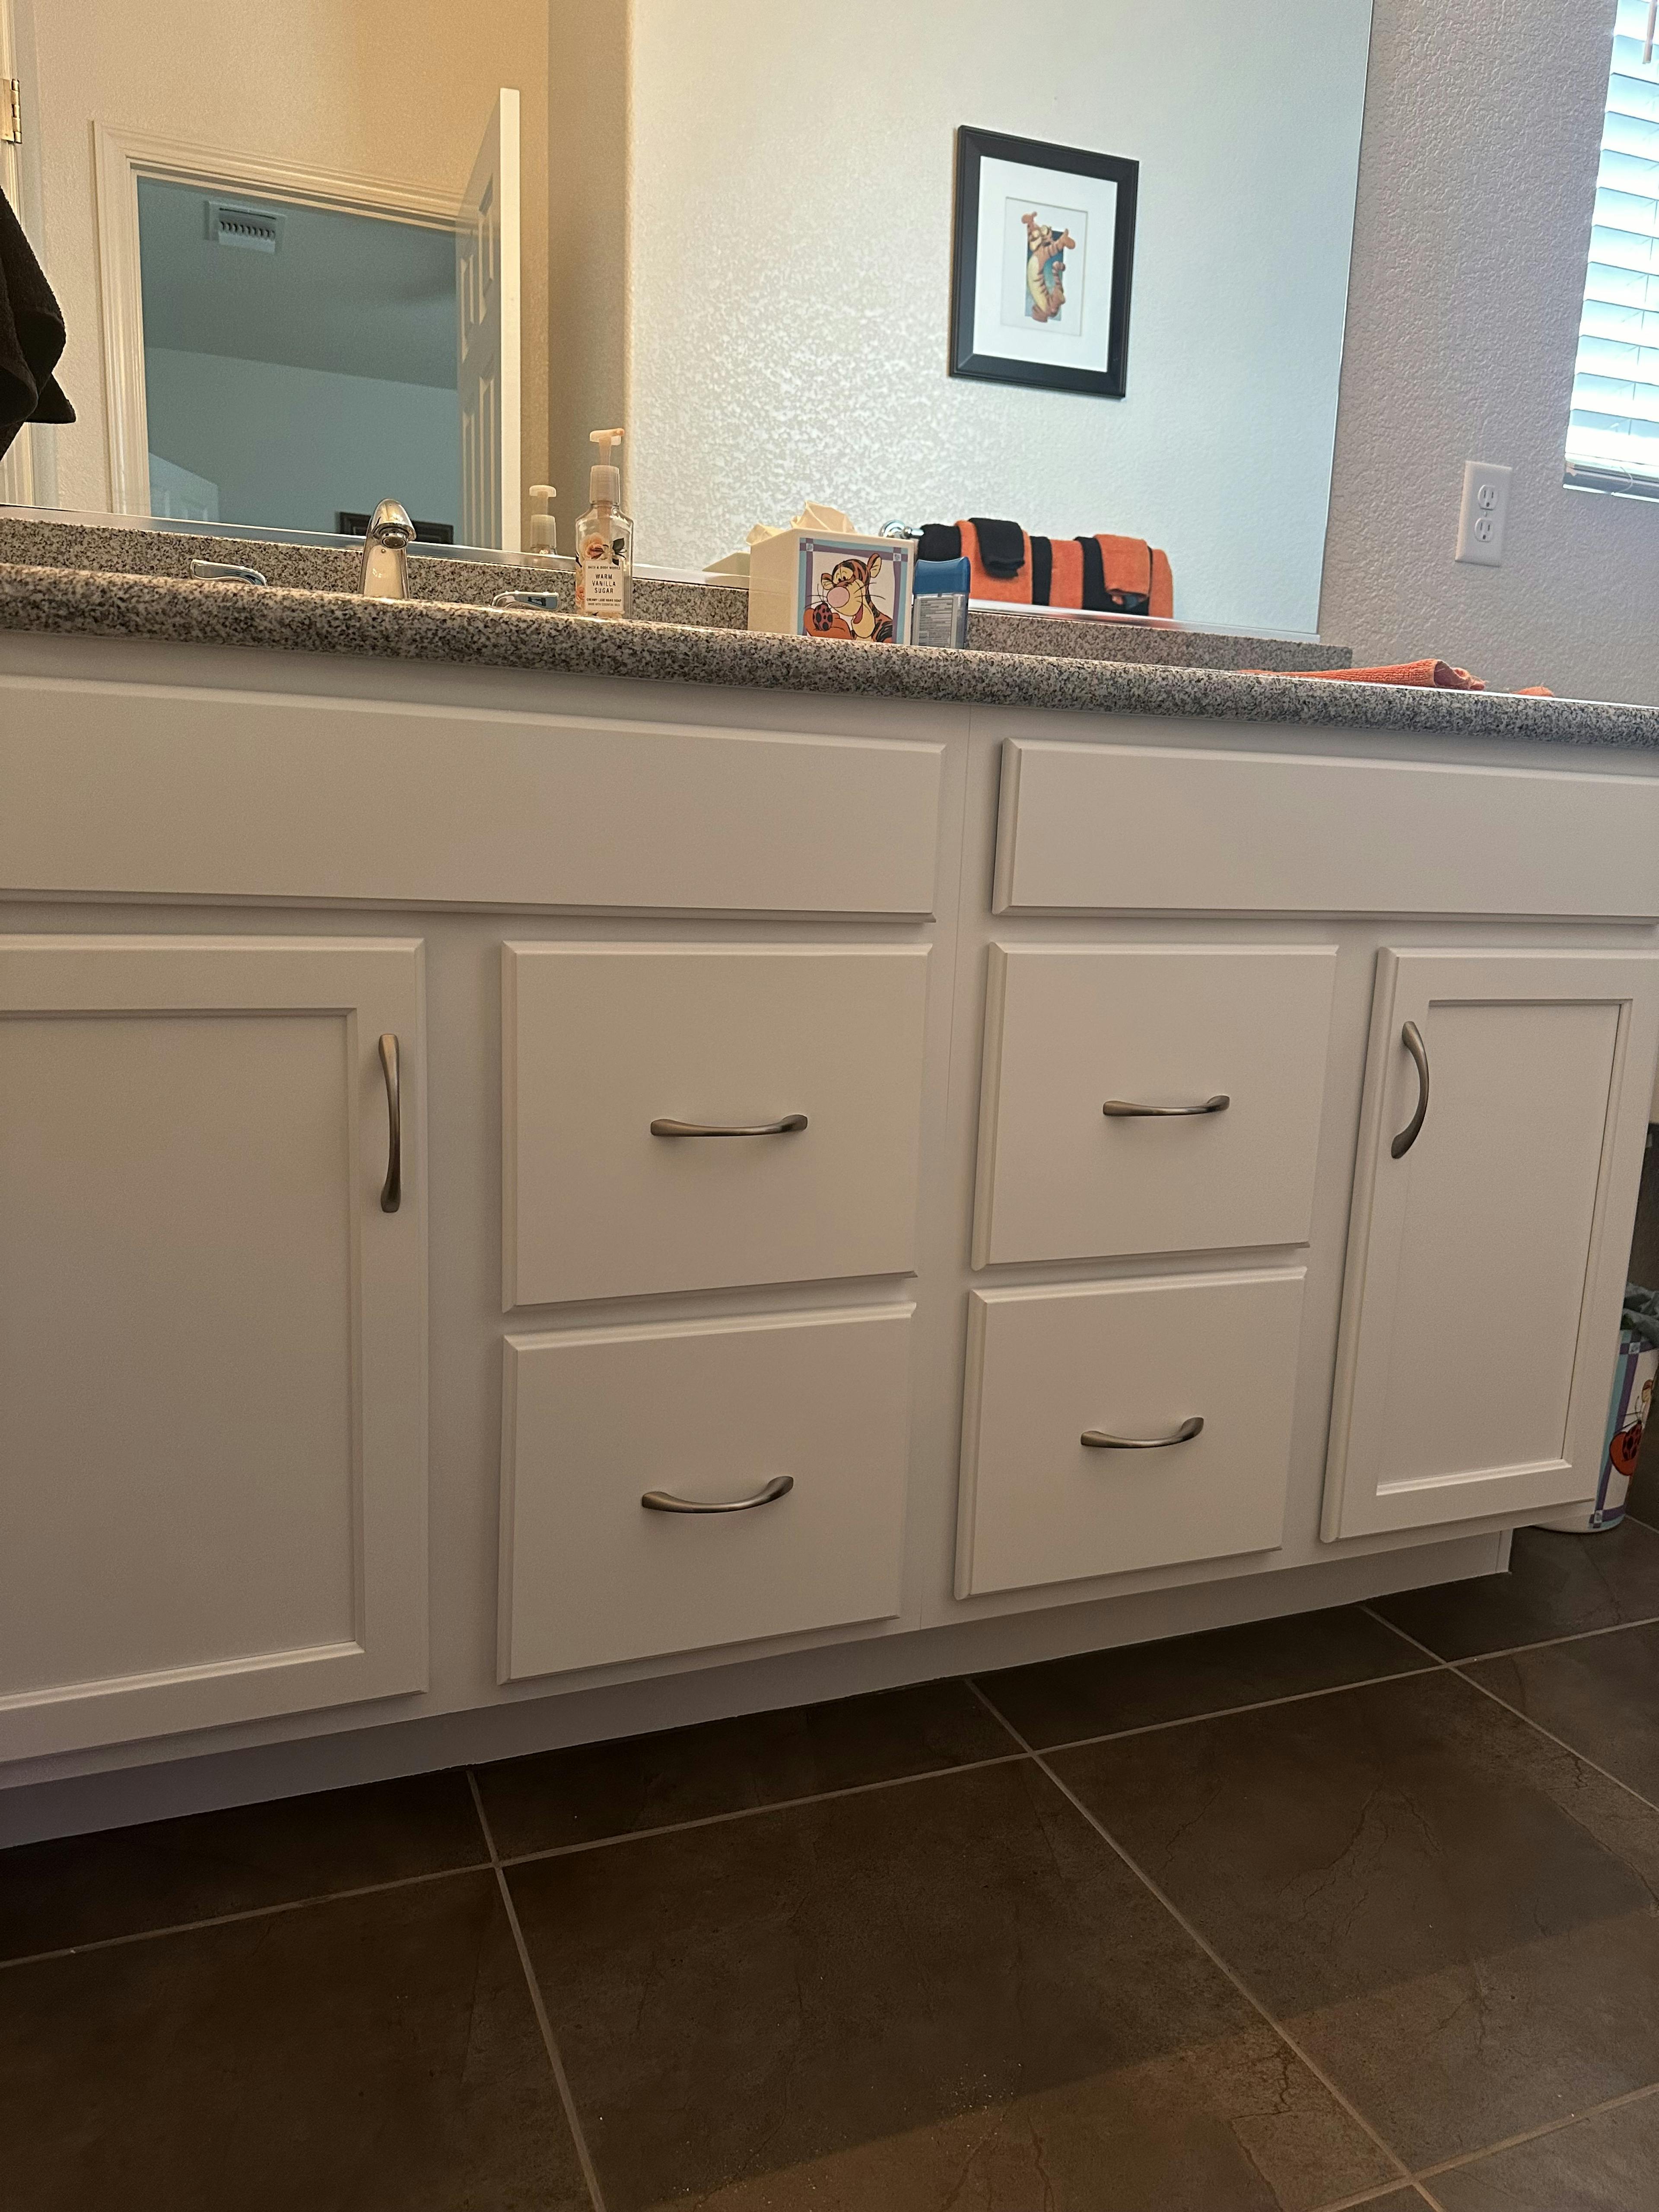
[6,553,1659,1833]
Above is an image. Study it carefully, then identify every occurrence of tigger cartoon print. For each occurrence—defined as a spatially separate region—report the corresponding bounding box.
[1021,210,1077,324]
[807,552,896,642]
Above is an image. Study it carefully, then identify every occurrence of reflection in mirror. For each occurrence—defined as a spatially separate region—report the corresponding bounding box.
[2,0,1373,627]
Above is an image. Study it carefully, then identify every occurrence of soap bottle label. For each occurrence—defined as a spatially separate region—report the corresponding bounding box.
[578,537,627,616]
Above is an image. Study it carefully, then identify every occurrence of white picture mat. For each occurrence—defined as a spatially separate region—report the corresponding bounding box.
[972,156,1119,371]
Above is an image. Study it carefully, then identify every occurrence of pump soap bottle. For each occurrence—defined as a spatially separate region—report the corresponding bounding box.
[525,485,558,569]
[575,428,633,618]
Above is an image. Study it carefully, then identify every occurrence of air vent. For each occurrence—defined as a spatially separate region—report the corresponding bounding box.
[205,200,283,254]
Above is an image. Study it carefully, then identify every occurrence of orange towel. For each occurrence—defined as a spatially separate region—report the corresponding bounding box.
[1246,659,1486,689]
[959,522,1174,617]
[962,521,1030,603]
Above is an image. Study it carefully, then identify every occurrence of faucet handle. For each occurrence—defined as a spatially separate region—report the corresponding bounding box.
[366,499,415,547]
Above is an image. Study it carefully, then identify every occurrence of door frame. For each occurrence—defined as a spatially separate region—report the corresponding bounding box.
[91,123,457,515]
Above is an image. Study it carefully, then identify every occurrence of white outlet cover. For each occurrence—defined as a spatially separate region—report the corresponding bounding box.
[1456,460,1511,567]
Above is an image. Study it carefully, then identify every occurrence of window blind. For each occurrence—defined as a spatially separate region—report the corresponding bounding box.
[1567,1,1659,493]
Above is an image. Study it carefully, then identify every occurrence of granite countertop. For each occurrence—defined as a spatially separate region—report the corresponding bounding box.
[4,547,1659,752]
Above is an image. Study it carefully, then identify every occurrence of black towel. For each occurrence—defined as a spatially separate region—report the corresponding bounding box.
[917,521,963,565]
[0,185,73,461]
[966,515,1024,578]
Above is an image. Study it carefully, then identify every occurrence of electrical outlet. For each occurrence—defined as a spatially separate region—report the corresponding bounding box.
[1455,460,1511,566]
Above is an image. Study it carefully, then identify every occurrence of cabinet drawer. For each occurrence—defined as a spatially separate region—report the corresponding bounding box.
[500,1305,913,1678]
[974,945,1335,1265]
[505,944,930,1306]
[957,1271,1304,1598]
[994,737,1659,918]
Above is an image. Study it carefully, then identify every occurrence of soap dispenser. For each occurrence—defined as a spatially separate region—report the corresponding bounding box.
[575,428,634,618]
[526,484,559,569]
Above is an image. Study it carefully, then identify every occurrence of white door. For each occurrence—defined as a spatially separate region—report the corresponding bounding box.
[1323,948,1659,1541]
[0,936,427,1761]
[456,89,521,554]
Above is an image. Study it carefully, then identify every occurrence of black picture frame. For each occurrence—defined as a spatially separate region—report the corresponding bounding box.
[949,126,1138,400]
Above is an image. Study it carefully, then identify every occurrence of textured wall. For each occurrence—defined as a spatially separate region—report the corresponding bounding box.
[22,0,548,539]
[626,0,1373,630]
[1320,0,1659,702]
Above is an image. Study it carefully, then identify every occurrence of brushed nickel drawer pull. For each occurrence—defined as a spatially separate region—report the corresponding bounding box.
[641,1473,795,1514]
[1390,1020,1430,1159]
[649,1114,808,1138]
[378,1033,401,1214]
[1102,1094,1230,1118]
[1081,1417,1204,1450]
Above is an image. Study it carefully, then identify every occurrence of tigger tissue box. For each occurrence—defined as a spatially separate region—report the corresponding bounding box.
[744,504,914,645]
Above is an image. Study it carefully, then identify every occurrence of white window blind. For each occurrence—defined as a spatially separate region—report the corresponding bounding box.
[1567,1,1659,494]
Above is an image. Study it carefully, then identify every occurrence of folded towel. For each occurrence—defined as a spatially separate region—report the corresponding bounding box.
[0,185,73,458]
[1246,659,1485,689]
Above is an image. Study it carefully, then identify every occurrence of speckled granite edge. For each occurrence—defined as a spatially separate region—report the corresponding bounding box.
[0,514,1347,671]
[4,560,1659,750]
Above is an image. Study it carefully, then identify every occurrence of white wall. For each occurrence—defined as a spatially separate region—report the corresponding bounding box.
[144,351,460,535]
[1320,0,1659,703]
[625,0,1373,630]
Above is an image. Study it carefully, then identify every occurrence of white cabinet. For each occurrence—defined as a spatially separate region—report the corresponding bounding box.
[957,1271,1306,1598]
[504,944,930,1306]
[1323,949,1659,1540]
[500,1304,914,1678]
[973,944,1335,1265]
[0,936,427,1759]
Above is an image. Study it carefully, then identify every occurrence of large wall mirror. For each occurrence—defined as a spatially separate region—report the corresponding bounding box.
[2,0,1375,634]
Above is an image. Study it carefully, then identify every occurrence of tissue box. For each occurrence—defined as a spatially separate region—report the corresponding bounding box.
[747,528,914,645]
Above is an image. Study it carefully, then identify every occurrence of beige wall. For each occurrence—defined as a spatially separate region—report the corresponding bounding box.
[1320,0,1659,702]
[545,0,628,552]
[22,0,549,535]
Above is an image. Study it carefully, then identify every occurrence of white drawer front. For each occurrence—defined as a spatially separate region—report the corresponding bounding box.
[505,944,930,1307]
[500,1305,913,1679]
[994,736,1659,918]
[974,945,1335,1265]
[957,1271,1305,1599]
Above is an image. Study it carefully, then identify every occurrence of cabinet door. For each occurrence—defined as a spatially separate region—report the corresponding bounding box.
[0,936,426,1761]
[1323,949,1659,1541]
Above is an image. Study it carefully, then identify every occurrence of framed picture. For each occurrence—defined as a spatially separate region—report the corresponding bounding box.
[949,126,1138,399]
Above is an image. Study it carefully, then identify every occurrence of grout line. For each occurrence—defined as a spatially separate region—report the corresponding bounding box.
[1444,1608,1659,1665]
[468,1771,610,2212]
[1358,1604,1446,1666]
[1412,2074,1659,2184]
[496,1749,1035,1869]
[1311,2183,1437,2212]
[963,1679,1419,2198]
[0,1856,486,1974]
[971,1659,1445,1761]
[1448,1662,1659,1818]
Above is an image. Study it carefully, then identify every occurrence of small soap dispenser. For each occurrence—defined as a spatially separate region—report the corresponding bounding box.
[575,428,634,618]
[525,484,559,569]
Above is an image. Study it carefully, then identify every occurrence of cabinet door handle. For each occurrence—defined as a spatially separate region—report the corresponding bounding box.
[378,1033,401,1213]
[1390,1020,1430,1159]
[649,1114,808,1138]
[1081,1416,1204,1450]
[1102,1094,1230,1118]
[641,1473,795,1514]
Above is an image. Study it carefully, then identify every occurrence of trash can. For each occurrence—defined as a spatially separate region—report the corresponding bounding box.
[1537,1284,1659,1532]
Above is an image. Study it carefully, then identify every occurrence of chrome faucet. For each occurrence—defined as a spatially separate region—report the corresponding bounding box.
[359,499,415,600]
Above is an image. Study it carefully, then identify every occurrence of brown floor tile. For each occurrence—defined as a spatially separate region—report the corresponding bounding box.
[474,1677,1019,1857]
[1430,2087,1659,2209]
[0,1870,589,2212]
[1368,1523,1659,1661]
[509,1758,1398,2212]
[1051,1670,1659,2171]
[975,1605,1427,1750]
[1464,1622,1659,1804]
[0,1770,487,1961]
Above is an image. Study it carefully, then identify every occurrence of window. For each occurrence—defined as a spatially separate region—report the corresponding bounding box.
[1567,1,1659,496]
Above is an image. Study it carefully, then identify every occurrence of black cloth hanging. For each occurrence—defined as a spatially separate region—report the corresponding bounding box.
[0,185,73,460]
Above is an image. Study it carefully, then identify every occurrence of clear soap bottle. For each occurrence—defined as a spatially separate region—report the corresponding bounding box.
[575,428,634,618]
[525,484,558,569]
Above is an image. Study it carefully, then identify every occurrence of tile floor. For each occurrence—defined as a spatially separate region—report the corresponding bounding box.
[6,1516,1659,2210]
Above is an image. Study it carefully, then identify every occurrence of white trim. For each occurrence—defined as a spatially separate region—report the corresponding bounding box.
[91,124,461,516]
